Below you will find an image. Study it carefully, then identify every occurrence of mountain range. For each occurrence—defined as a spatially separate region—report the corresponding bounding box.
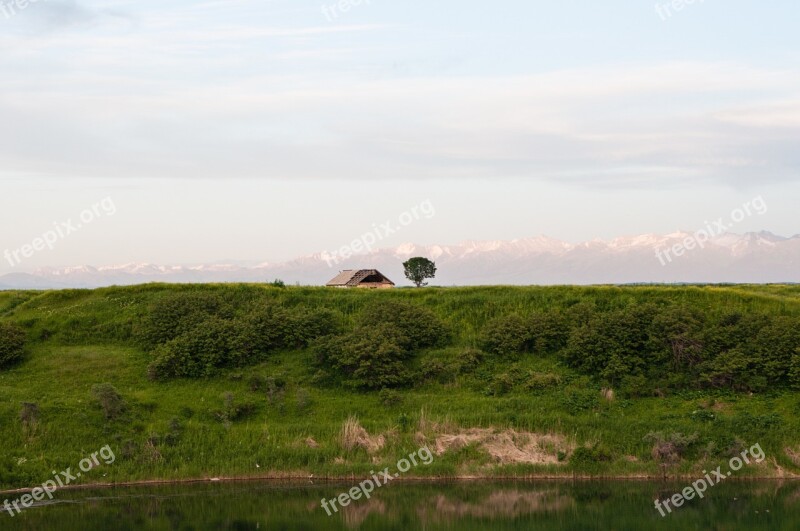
[1,231,799,290]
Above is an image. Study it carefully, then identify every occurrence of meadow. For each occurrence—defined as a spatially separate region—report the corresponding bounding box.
[1,284,799,490]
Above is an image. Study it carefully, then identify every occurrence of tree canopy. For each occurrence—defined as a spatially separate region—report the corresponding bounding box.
[403,257,437,287]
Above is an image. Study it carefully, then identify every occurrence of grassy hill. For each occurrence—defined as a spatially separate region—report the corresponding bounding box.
[1,284,799,490]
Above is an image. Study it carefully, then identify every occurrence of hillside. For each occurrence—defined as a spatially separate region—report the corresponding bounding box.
[1,284,800,490]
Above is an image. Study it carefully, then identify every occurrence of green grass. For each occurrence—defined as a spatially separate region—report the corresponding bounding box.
[1,284,799,490]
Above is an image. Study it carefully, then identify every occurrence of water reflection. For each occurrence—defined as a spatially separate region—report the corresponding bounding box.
[2,480,798,530]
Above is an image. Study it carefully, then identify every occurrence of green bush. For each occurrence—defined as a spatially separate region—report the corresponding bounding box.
[379,389,403,407]
[235,305,339,357]
[791,350,800,389]
[480,315,531,357]
[360,300,449,350]
[481,312,570,358]
[0,322,26,368]
[137,292,231,349]
[563,389,599,414]
[455,348,484,373]
[563,304,663,386]
[315,324,412,390]
[147,318,242,380]
[145,303,338,380]
[529,312,570,353]
[570,445,613,469]
[523,372,562,391]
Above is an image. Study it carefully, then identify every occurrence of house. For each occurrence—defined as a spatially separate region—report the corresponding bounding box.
[326,269,395,289]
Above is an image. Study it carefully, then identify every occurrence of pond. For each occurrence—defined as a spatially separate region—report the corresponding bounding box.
[2,480,798,530]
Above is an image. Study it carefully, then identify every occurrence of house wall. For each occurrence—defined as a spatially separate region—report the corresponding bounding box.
[356,282,394,289]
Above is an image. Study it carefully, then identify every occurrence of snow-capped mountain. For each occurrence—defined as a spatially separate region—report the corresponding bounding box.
[1,231,799,289]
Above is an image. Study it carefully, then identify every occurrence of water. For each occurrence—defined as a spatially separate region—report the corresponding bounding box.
[2,480,798,530]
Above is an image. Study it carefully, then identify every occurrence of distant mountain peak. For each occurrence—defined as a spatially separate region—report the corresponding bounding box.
[2,230,799,289]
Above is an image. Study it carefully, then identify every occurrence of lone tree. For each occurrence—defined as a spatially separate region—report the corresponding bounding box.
[403,257,437,287]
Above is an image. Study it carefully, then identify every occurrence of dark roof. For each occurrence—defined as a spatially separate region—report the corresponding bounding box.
[326,269,395,287]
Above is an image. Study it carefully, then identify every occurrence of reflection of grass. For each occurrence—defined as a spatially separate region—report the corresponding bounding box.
[0,284,799,489]
[3,481,800,530]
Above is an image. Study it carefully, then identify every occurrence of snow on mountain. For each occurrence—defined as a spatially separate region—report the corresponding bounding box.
[2,231,799,289]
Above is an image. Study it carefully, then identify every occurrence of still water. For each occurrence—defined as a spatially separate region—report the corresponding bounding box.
[2,480,798,530]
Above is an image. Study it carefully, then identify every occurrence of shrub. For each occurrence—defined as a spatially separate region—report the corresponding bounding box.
[315,324,412,390]
[563,390,599,415]
[728,412,782,437]
[455,348,484,373]
[523,372,562,391]
[147,318,242,380]
[137,292,230,349]
[529,312,570,353]
[644,432,699,464]
[480,315,531,357]
[379,389,403,407]
[702,348,761,392]
[283,308,339,349]
[752,317,800,384]
[620,374,651,398]
[690,409,716,423]
[791,350,800,389]
[481,312,570,358]
[562,304,659,386]
[91,383,127,420]
[570,445,613,469]
[360,301,449,350]
[648,305,705,369]
[0,322,26,368]
[237,306,339,356]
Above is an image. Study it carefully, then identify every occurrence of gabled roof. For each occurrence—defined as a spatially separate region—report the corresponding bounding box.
[326,269,395,287]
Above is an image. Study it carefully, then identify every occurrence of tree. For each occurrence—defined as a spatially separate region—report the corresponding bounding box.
[403,257,437,287]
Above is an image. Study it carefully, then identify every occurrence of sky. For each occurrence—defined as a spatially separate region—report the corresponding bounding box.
[1,0,799,272]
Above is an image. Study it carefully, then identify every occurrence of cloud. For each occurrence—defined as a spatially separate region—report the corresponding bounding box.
[0,0,133,32]
[715,100,800,129]
[0,53,798,189]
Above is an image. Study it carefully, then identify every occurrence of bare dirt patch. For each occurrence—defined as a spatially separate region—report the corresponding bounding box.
[433,428,571,465]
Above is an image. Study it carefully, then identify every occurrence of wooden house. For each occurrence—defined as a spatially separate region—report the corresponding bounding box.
[326,269,395,289]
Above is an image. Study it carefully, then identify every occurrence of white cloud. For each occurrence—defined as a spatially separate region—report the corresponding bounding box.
[0,16,798,189]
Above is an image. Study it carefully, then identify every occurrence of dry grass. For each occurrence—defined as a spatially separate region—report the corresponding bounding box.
[785,447,800,467]
[340,415,385,453]
[434,428,571,465]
